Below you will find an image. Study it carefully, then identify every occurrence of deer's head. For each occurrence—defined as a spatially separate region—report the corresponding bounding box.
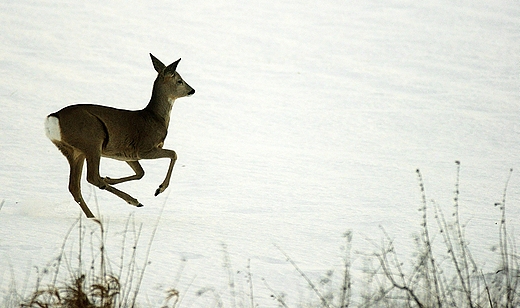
[150,53,195,101]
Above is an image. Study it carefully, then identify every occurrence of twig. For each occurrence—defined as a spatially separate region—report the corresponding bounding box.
[452,161,474,306]
[221,243,237,308]
[339,230,353,308]
[247,259,255,308]
[481,270,495,308]
[52,217,80,286]
[275,244,332,308]
[262,278,289,308]
[416,168,442,307]
[375,247,425,308]
[498,168,514,307]
[120,221,143,306]
[130,191,171,306]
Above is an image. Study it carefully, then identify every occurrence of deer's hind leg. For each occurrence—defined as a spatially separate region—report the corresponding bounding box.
[85,152,144,208]
[104,161,144,185]
[56,143,95,218]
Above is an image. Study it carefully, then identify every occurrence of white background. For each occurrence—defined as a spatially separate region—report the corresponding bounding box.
[1,0,519,306]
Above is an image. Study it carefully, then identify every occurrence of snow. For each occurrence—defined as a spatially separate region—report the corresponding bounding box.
[1,0,519,306]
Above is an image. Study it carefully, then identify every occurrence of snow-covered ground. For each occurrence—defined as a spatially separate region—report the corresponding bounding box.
[1,0,519,306]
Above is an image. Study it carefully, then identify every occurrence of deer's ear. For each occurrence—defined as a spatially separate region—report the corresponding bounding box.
[150,53,166,73]
[164,58,181,75]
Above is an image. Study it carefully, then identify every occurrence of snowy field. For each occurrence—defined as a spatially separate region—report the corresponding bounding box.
[1,0,519,306]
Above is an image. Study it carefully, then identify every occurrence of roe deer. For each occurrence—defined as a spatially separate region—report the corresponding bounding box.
[44,54,195,218]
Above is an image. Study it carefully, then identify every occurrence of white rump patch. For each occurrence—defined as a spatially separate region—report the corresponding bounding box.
[44,115,61,141]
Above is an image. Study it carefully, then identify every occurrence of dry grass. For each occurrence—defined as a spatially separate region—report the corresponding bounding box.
[13,215,178,308]
[4,163,519,307]
[357,163,519,307]
[263,163,519,307]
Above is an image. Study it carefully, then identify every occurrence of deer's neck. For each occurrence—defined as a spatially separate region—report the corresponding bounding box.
[144,84,175,127]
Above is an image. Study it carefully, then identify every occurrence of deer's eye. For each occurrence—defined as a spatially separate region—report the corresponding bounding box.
[177,80,183,85]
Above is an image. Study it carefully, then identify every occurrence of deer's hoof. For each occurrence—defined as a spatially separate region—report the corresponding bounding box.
[154,186,162,196]
[136,203,144,208]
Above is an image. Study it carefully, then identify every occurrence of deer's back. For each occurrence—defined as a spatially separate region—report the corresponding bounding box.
[51,104,167,160]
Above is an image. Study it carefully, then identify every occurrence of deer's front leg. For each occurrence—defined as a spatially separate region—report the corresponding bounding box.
[141,148,177,196]
[155,154,176,196]
[105,161,145,185]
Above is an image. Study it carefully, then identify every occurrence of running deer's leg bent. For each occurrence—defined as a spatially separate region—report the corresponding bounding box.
[45,54,194,217]
[105,161,145,185]
[85,153,143,207]
[156,150,177,196]
[140,148,177,196]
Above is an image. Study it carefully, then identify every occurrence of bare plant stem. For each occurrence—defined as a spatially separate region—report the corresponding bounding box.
[130,201,167,307]
[498,168,514,307]
[52,217,80,287]
[120,222,142,307]
[247,259,255,308]
[416,169,442,307]
[431,163,474,307]
[221,243,237,308]
[339,230,353,308]
[262,278,289,308]
[374,243,425,308]
[432,201,459,306]
[453,161,474,306]
[275,244,332,308]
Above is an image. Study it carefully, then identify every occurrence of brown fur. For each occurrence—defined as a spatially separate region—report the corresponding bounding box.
[45,54,195,218]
